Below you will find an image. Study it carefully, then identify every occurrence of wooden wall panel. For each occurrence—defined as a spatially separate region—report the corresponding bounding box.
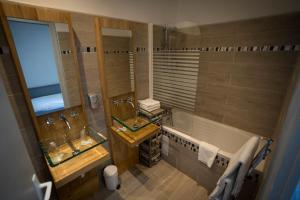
[2,2,38,20]
[0,1,86,184]
[36,7,70,23]
[36,105,85,145]
[100,17,130,30]
[96,16,150,173]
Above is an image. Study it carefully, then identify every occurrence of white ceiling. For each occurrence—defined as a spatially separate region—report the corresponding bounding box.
[7,0,300,25]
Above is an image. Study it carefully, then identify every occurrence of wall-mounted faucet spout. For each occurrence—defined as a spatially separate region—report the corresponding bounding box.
[59,114,79,155]
[128,101,135,109]
[60,114,71,130]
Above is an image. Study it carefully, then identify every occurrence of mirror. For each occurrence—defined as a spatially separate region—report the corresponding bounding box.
[8,18,81,116]
[102,28,134,98]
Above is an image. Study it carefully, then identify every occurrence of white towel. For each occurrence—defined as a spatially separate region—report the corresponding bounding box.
[139,104,160,112]
[209,173,236,200]
[209,136,259,200]
[231,136,259,196]
[162,135,169,156]
[198,141,219,168]
[139,99,160,111]
[138,98,160,107]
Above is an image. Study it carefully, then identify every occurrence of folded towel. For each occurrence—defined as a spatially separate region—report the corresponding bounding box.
[198,141,219,168]
[209,136,259,200]
[140,103,160,108]
[139,98,161,112]
[140,104,160,112]
[138,98,160,107]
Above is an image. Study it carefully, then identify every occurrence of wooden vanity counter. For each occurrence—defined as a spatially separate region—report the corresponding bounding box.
[111,123,160,147]
[47,144,109,188]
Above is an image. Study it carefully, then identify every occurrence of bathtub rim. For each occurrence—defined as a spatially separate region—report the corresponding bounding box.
[162,125,233,159]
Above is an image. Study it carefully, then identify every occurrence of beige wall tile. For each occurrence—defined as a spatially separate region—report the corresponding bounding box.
[234,51,297,65]
[154,13,299,137]
[198,52,235,63]
[236,29,300,46]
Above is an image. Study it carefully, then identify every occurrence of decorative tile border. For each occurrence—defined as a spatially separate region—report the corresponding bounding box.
[61,49,72,54]
[135,47,147,53]
[103,50,130,54]
[103,46,147,55]
[161,129,229,168]
[79,46,97,53]
[154,44,300,53]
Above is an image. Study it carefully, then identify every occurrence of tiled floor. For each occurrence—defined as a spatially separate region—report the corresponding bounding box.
[93,160,208,200]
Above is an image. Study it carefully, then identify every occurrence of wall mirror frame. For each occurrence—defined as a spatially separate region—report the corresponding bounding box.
[0,2,87,140]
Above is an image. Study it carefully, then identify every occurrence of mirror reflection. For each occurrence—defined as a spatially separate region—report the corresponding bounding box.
[8,18,81,116]
[102,28,134,97]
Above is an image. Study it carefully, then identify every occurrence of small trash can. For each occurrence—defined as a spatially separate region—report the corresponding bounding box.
[103,165,119,190]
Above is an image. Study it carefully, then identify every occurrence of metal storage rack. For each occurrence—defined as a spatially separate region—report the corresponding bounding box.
[138,107,165,167]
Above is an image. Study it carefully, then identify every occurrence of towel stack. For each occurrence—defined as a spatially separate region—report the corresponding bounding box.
[138,98,160,112]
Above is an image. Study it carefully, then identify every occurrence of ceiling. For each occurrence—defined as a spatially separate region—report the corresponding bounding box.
[7,0,300,26]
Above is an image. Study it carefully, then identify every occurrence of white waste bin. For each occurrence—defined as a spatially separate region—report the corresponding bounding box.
[103,165,119,190]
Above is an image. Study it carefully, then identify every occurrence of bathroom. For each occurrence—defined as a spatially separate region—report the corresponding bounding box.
[0,0,300,199]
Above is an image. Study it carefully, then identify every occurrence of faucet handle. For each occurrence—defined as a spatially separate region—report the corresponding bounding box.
[59,113,65,120]
[127,96,133,102]
[70,111,78,118]
[113,100,120,106]
[45,117,55,126]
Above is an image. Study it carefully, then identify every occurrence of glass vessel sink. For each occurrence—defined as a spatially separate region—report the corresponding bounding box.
[40,127,107,167]
[111,98,161,132]
[112,115,153,132]
[112,109,162,132]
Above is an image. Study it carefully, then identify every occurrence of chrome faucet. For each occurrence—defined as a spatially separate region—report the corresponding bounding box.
[128,101,135,109]
[127,97,135,109]
[126,97,139,126]
[60,114,71,130]
[59,114,79,155]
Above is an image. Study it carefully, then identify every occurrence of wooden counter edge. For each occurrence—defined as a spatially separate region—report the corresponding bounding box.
[111,124,160,147]
[47,144,110,188]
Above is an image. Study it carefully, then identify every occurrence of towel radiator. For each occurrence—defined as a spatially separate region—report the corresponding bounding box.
[248,137,273,175]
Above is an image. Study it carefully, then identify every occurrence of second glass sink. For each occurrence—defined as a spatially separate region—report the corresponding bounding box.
[112,115,153,132]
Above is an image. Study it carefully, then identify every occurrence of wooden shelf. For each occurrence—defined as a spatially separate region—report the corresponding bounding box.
[47,144,110,188]
[111,123,160,147]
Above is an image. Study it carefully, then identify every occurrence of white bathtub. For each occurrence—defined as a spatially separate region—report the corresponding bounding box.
[163,108,263,160]
[161,108,265,192]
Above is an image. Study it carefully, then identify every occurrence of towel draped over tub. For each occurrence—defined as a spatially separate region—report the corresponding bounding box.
[209,136,259,200]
